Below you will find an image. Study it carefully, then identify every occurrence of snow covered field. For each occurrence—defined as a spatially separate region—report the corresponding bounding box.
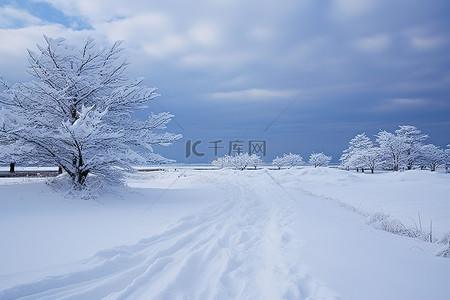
[0,167,449,299]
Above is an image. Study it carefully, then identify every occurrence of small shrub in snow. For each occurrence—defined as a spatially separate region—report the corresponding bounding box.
[380,219,421,238]
[368,212,422,239]
[440,232,450,245]
[434,242,450,258]
[367,212,389,224]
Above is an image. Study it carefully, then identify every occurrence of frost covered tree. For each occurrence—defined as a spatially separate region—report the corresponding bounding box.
[211,155,231,169]
[247,154,263,169]
[446,145,450,172]
[272,153,304,169]
[420,144,446,172]
[272,156,284,170]
[340,133,371,170]
[362,148,381,174]
[309,152,331,167]
[375,130,408,171]
[228,153,262,170]
[0,136,33,173]
[0,36,181,188]
[395,125,428,170]
[340,133,380,173]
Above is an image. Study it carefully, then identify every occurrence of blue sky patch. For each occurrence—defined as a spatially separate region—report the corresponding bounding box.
[1,0,92,30]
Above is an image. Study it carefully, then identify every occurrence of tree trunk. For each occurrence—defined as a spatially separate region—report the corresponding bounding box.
[9,162,15,173]
[79,170,89,185]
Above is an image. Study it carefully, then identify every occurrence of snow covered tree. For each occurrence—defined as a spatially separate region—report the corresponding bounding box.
[0,137,34,173]
[211,155,231,169]
[395,125,428,170]
[420,144,446,171]
[229,153,261,170]
[0,36,181,188]
[247,154,264,169]
[272,153,304,169]
[363,147,381,174]
[309,152,331,167]
[375,130,408,171]
[340,133,371,170]
[340,133,380,173]
[272,156,285,170]
[446,145,450,173]
[229,154,247,170]
[0,108,38,173]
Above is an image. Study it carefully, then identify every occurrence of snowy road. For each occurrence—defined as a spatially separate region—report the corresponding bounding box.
[1,169,449,299]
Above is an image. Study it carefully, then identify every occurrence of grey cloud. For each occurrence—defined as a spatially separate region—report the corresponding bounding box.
[1,0,450,162]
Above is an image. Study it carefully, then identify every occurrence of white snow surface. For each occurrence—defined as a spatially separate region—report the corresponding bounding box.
[0,167,449,300]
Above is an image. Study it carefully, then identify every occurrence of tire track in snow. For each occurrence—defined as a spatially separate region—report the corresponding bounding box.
[0,171,339,300]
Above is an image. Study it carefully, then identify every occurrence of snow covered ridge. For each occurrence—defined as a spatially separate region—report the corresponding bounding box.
[0,167,449,299]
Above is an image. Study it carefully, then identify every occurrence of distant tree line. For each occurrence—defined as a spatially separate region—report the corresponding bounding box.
[212,153,263,170]
[212,125,449,173]
[212,152,332,170]
[272,152,331,169]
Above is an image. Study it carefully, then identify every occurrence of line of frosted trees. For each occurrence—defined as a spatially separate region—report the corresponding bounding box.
[212,152,332,170]
[272,152,331,169]
[212,125,449,172]
[212,153,264,170]
[270,125,449,172]
[340,125,449,173]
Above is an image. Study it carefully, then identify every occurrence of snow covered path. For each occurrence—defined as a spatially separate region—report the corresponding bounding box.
[1,168,449,299]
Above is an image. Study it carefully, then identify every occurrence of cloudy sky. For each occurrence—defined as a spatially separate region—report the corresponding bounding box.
[1,0,449,163]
